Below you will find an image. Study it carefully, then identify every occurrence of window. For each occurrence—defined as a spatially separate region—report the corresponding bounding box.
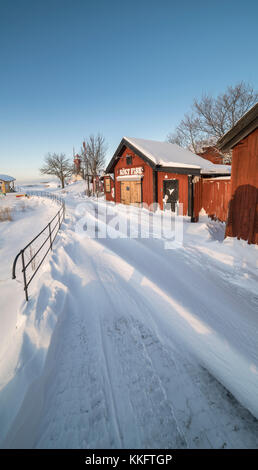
[105,177,111,193]
[126,155,132,165]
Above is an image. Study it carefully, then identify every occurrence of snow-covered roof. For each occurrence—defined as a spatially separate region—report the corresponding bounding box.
[204,176,231,181]
[200,164,231,175]
[124,137,231,175]
[0,174,16,182]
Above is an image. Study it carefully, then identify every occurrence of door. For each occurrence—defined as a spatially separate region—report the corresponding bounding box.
[121,182,131,205]
[121,181,142,206]
[163,180,179,211]
[130,181,141,205]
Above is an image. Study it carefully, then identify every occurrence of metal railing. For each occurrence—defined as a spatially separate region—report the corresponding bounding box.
[12,191,65,301]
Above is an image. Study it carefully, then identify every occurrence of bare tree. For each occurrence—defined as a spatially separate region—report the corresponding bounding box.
[168,114,202,153]
[168,82,258,154]
[40,153,73,188]
[82,134,107,195]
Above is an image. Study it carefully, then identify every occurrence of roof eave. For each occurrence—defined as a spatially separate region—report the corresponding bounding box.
[156,166,201,175]
[217,103,258,152]
[0,178,16,182]
[105,137,156,173]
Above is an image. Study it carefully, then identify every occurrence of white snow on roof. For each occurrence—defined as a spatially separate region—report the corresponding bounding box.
[204,176,231,181]
[0,174,16,182]
[124,137,231,174]
[200,166,231,175]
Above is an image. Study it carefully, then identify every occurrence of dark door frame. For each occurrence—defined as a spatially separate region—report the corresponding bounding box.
[163,179,179,211]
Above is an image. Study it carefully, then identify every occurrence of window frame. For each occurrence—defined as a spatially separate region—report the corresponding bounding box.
[126,155,132,165]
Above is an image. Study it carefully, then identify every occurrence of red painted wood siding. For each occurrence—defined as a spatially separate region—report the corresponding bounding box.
[226,128,258,244]
[157,172,188,215]
[194,178,232,222]
[114,147,154,207]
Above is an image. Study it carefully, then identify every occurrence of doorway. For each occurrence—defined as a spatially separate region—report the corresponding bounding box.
[121,181,142,206]
[163,180,179,211]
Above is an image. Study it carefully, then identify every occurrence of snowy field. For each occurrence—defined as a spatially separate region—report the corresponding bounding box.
[0,181,258,449]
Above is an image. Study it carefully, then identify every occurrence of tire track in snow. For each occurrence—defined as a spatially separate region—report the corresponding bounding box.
[37,297,120,449]
[66,210,258,445]
[34,256,125,449]
[105,315,187,448]
[73,207,258,420]
[97,317,124,448]
[58,199,258,447]
[79,235,258,448]
[87,244,215,448]
[59,233,187,448]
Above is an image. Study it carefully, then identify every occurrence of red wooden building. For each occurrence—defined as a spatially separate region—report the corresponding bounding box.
[197,146,230,165]
[105,137,230,219]
[217,103,258,244]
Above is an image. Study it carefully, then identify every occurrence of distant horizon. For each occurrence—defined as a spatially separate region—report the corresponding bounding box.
[15,176,59,184]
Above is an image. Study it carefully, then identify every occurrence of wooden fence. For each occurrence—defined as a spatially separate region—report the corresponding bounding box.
[194,177,231,222]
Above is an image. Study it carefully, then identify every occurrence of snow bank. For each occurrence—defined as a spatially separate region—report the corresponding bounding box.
[0,196,64,443]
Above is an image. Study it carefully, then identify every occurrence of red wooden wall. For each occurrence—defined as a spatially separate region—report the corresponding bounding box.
[114,147,154,207]
[157,172,189,215]
[194,178,232,222]
[226,128,258,244]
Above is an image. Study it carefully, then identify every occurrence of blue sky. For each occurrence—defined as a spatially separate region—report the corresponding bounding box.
[0,0,257,180]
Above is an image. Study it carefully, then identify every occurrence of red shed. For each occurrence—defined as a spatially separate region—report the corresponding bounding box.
[105,137,230,219]
[217,103,258,244]
[197,146,230,165]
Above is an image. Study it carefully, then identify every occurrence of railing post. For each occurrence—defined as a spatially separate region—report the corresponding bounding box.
[49,222,52,250]
[58,210,61,228]
[21,249,28,302]
[12,250,22,280]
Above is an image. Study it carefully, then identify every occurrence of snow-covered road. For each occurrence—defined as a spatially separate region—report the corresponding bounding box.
[1,186,258,448]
